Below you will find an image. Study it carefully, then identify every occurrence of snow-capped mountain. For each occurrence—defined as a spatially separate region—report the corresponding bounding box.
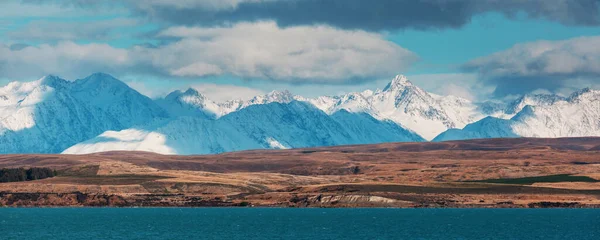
[218,90,296,116]
[478,93,568,119]
[155,75,485,141]
[155,88,221,118]
[156,89,296,118]
[301,75,484,140]
[434,88,600,141]
[0,73,167,153]
[64,101,425,155]
[2,72,599,154]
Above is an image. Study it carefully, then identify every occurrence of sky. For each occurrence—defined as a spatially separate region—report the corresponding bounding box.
[1,0,600,102]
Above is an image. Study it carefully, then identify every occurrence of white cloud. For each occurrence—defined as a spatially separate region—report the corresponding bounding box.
[0,41,128,80]
[406,73,493,101]
[465,36,600,78]
[170,63,223,77]
[462,36,600,95]
[1,21,417,84]
[153,21,417,83]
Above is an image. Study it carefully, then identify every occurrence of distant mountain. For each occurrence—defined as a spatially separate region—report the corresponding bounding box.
[0,73,167,153]
[301,75,484,140]
[434,88,600,141]
[156,75,485,141]
[64,101,424,154]
[1,72,599,154]
[156,88,296,118]
[155,88,221,119]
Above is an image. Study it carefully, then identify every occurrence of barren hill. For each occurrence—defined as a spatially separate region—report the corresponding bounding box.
[2,137,600,207]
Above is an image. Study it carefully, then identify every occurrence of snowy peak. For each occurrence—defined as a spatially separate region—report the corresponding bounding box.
[158,88,300,119]
[249,90,295,105]
[382,74,412,92]
[296,74,483,140]
[2,72,600,154]
[158,88,220,118]
[568,88,600,103]
[378,74,436,111]
[165,88,207,102]
[506,93,565,115]
[39,75,69,89]
[0,73,168,153]
[183,88,201,96]
[435,87,600,141]
[72,72,129,91]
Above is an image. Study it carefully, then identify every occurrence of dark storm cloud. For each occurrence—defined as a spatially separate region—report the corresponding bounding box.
[137,0,472,30]
[23,0,600,31]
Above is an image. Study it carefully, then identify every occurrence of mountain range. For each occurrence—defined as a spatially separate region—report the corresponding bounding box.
[1,73,598,154]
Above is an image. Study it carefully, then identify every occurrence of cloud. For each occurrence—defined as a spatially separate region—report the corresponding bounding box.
[128,0,600,31]
[7,18,138,42]
[23,0,600,31]
[152,22,417,82]
[0,21,416,83]
[0,41,128,80]
[406,73,493,101]
[463,36,600,96]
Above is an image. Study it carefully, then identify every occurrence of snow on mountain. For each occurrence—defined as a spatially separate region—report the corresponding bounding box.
[64,101,425,155]
[505,93,565,115]
[156,88,221,118]
[300,75,485,140]
[155,75,487,141]
[298,95,340,113]
[157,89,296,118]
[219,90,296,116]
[2,72,599,154]
[434,88,600,141]
[0,73,168,153]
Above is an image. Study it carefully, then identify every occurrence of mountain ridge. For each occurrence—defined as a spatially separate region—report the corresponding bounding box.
[1,72,598,154]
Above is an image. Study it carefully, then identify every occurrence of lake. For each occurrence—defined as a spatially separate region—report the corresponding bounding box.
[1,208,598,239]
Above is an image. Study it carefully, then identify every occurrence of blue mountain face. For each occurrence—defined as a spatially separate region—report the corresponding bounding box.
[2,73,598,154]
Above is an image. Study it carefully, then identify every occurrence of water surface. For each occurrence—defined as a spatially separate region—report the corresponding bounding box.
[1,208,598,239]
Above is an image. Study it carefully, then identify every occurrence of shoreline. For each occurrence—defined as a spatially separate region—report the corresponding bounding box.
[2,191,600,209]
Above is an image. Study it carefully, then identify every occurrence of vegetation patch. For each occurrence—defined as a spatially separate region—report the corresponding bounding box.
[48,175,170,185]
[467,174,600,185]
[0,167,56,183]
[58,165,100,177]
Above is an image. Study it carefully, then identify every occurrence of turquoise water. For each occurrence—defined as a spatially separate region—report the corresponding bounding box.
[1,208,599,239]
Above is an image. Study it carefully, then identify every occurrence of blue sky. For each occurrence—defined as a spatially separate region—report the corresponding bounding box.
[1,0,600,101]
